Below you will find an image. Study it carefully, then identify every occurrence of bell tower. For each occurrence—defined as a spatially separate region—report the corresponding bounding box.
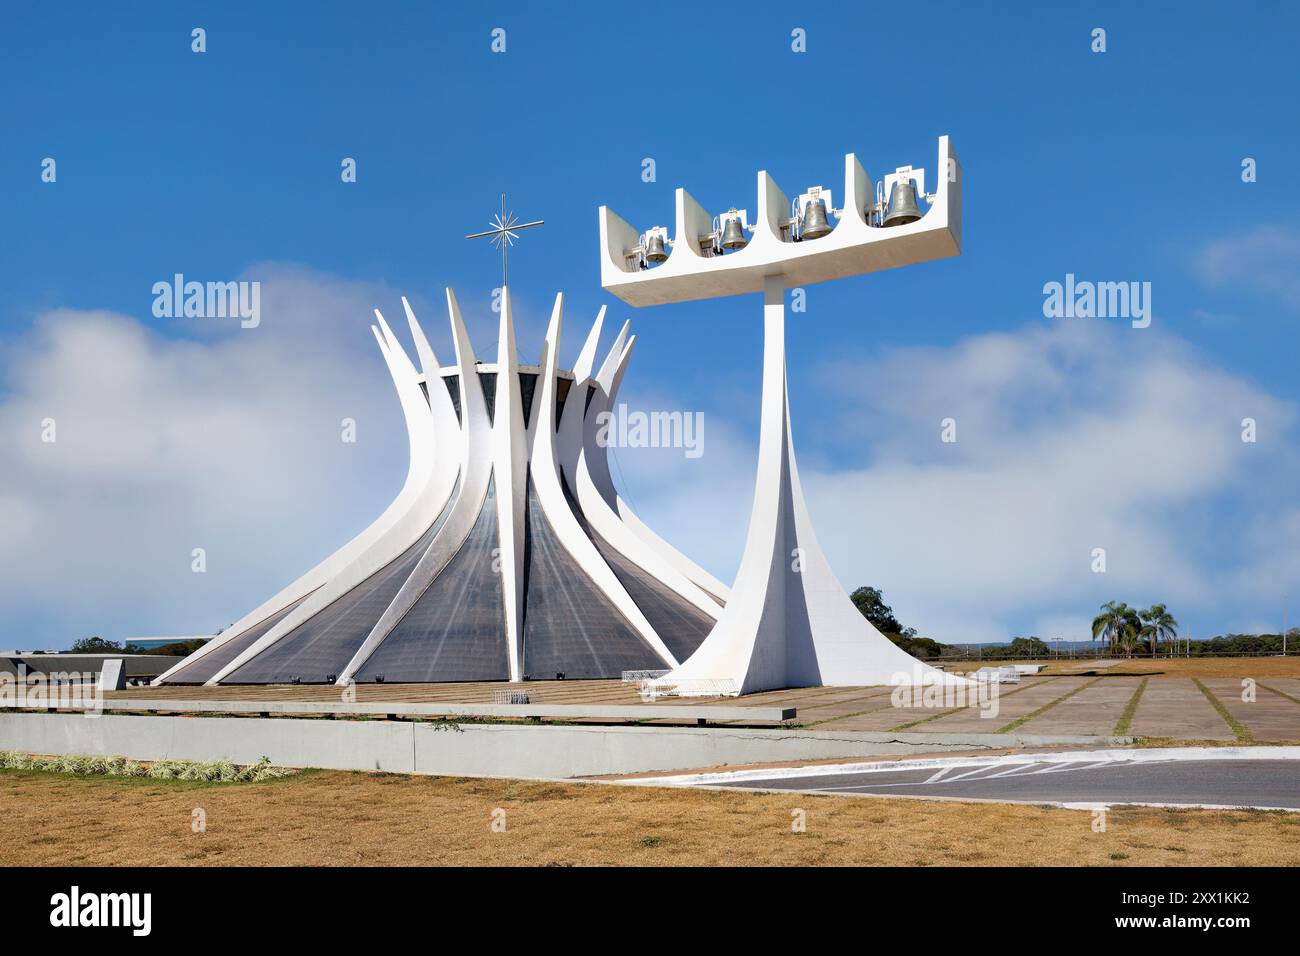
[598,138,971,694]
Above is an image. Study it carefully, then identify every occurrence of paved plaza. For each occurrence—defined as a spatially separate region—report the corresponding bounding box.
[112,668,1300,742]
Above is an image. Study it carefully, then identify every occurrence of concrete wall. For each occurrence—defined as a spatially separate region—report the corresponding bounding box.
[0,712,989,778]
[2,655,177,678]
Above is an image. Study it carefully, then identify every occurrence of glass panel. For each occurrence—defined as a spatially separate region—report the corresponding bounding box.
[478,372,497,425]
[558,472,714,662]
[355,478,508,682]
[222,474,462,684]
[521,473,662,679]
[555,377,572,430]
[586,527,715,662]
[444,375,461,424]
[519,372,538,429]
[164,597,307,684]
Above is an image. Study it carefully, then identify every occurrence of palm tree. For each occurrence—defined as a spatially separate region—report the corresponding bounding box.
[1092,601,1141,657]
[1092,601,1125,654]
[1139,604,1179,656]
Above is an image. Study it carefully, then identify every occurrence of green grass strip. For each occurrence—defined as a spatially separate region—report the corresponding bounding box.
[802,689,898,728]
[1258,682,1300,706]
[888,678,1052,732]
[1112,677,1150,736]
[996,677,1102,734]
[1192,678,1254,742]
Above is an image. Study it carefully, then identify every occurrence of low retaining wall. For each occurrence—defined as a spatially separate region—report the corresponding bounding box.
[0,713,1123,778]
[2,655,176,679]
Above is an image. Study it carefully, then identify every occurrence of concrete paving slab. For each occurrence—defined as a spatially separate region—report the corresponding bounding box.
[1013,676,1143,737]
[1128,678,1236,740]
[809,678,1055,733]
[792,688,896,721]
[1201,678,1300,741]
[922,677,1091,732]
[1262,678,1300,702]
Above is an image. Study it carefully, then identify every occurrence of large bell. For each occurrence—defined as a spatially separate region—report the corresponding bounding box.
[720,216,748,250]
[882,179,922,227]
[799,197,833,240]
[644,233,668,263]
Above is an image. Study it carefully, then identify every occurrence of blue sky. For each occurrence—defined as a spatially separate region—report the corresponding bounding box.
[2,2,1299,648]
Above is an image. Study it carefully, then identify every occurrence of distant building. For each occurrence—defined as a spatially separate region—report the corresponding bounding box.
[122,636,213,652]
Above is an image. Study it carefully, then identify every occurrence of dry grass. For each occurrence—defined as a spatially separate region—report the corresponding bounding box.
[973,657,1300,679]
[3,767,1298,867]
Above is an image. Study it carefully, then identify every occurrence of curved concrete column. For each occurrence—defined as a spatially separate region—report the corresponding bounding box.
[163,285,737,686]
[202,313,453,685]
[582,329,731,603]
[489,289,529,680]
[531,294,679,668]
[570,336,724,619]
[334,289,496,685]
[155,309,446,685]
[663,276,966,693]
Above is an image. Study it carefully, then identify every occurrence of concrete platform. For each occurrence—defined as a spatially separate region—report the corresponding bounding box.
[12,671,1297,744]
[1010,676,1144,737]
[923,677,1091,732]
[1126,678,1236,740]
[1201,677,1300,740]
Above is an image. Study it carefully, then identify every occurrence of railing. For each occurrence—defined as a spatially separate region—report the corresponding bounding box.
[932,648,1294,662]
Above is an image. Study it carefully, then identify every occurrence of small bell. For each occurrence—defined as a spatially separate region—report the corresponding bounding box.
[720,216,748,250]
[799,197,833,240]
[882,179,923,227]
[644,232,669,263]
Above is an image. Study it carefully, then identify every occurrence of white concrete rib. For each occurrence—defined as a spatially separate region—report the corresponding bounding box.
[490,289,529,681]
[530,293,679,669]
[334,289,495,685]
[201,313,453,685]
[568,332,724,619]
[156,310,446,685]
[163,286,748,687]
[583,324,732,604]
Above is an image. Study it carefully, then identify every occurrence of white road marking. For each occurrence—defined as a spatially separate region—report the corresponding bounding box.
[626,745,1300,788]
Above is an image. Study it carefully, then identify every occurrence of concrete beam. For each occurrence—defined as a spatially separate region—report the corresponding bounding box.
[0,697,795,724]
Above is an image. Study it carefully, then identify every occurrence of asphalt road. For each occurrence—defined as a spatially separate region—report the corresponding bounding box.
[714,758,1300,809]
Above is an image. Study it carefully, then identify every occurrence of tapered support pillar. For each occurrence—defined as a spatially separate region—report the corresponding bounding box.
[663,275,966,693]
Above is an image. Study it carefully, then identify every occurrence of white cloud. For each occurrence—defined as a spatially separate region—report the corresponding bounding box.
[627,319,1299,646]
[799,321,1297,643]
[1194,224,1300,309]
[0,265,744,648]
[0,265,412,645]
[4,266,1297,653]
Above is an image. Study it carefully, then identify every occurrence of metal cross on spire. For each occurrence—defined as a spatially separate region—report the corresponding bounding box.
[465,193,544,287]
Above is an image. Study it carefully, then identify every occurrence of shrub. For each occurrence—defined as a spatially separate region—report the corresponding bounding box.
[0,750,286,782]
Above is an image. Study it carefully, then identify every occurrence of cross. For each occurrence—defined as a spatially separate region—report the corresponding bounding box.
[465,193,544,287]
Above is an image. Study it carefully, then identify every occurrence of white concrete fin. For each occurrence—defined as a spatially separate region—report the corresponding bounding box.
[531,293,679,669]
[571,333,724,619]
[155,316,433,685]
[572,305,606,382]
[492,287,529,681]
[402,296,441,378]
[202,306,447,685]
[594,319,631,392]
